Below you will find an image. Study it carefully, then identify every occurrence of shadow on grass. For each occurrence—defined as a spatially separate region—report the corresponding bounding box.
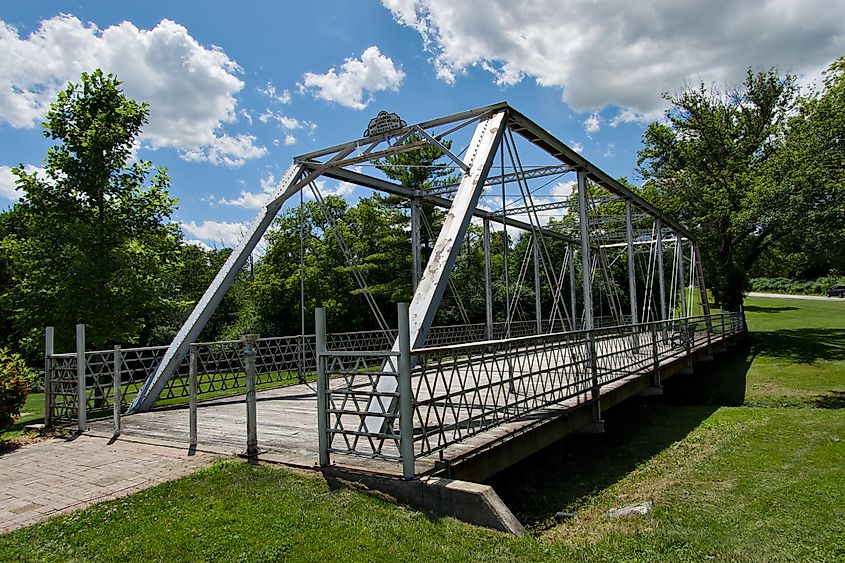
[814,390,845,409]
[488,344,754,528]
[753,329,845,364]
[744,305,799,313]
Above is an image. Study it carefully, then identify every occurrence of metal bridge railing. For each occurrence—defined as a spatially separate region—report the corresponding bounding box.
[315,309,744,478]
[43,312,742,435]
[43,319,564,424]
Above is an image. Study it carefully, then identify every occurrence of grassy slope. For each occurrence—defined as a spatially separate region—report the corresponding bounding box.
[1,296,843,562]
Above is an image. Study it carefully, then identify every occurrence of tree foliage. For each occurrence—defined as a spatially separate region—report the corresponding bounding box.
[638,69,802,309]
[639,62,845,308]
[753,58,845,279]
[0,70,182,353]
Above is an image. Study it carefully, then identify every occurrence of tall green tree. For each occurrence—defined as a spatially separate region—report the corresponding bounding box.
[754,57,845,279]
[638,69,800,309]
[1,70,182,353]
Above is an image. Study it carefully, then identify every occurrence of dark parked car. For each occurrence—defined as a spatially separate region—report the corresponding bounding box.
[827,285,845,298]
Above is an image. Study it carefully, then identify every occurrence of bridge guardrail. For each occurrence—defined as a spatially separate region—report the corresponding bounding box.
[45,319,585,424]
[315,309,744,478]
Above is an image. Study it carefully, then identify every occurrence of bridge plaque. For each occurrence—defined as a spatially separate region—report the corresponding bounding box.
[364,110,406,138]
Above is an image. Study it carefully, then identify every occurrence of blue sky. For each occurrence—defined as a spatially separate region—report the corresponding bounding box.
[1,1,843,248]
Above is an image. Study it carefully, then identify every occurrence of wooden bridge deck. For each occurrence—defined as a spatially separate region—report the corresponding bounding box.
[87,330,738,480]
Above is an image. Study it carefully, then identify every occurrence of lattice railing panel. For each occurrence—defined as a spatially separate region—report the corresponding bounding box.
[412,330,591,457]
[323,351,403,460]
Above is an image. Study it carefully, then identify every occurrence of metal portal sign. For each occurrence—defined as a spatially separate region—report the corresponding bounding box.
[364,111,406,138]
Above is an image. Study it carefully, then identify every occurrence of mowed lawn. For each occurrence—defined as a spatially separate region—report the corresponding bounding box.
[1,296,843,562]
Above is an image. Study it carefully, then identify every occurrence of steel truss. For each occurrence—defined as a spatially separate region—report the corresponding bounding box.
[129,102,709,413]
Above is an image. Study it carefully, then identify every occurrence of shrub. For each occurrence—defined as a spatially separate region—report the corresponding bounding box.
[750,276,845,295]
[0,347,36,429]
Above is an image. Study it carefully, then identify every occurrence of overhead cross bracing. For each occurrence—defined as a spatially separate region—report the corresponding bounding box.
[129,101,709,413]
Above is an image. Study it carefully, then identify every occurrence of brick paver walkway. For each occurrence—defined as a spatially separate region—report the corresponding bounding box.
[0,434,219,533]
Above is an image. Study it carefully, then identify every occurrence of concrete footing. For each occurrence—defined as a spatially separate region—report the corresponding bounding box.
[321,467,524,535]
[574,420,606,434]
[636,386,664,397]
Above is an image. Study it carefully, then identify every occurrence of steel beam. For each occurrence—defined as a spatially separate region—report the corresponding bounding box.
[129,163,306,412]
[363,110,507,434]
[293,102,508,162]
[626,200,639,327]
[483,217,493,340]
[577,171,594,330]
[410,198,421,292]
[428,164,576,196]
[506,109,693,240]
[312,165,580,244]
[656,218,667,322]
[533,235,542,333]
[677,233,687,317]
[694,243,713,329]
[568,244,577,330]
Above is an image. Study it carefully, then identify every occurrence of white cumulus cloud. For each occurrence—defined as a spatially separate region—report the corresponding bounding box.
[584,113,601,134]
[181,220,245,246]
[259,82,291,104]
[382,0,845,119]
[0,15,264,166]
[218,172,284,209]
[184,238,212,251]
[301,46,405,110]
[181,134,266,167]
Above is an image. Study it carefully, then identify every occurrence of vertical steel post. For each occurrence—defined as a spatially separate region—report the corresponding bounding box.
[656,219,668,343]
[75,324,86,433]
[625,200,639,348]
[410,198,421,293]
[577,171,600,422]
[189,344,198,448]
[113,345,121,437]
[677,233,687,318]
[397,303,414,480]
[298,186,307,384]
[577,171,594,331]
[692,243,713,354]
[656,219,667,322]
[533,234,542,334]
[502,151,511,338]
[483,217,493,340]
[242,334,259,461]
[315,307,329,467]
[694,243,714,331]
[651,323,661,388]
[568,245,577,331]
[44,327,54,426]
[676,234,689,364]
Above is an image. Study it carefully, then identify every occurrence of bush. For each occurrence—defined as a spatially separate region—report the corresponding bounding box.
[0,347,36,429]
[750,275,845,295]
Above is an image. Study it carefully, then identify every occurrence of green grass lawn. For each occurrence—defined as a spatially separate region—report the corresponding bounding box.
[1,296,843,561]
[739,297,845,406]
[0,393,44,442]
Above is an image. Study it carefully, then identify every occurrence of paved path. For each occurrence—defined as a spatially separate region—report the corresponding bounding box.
[0,434,219,533]
[747,292,844,302]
